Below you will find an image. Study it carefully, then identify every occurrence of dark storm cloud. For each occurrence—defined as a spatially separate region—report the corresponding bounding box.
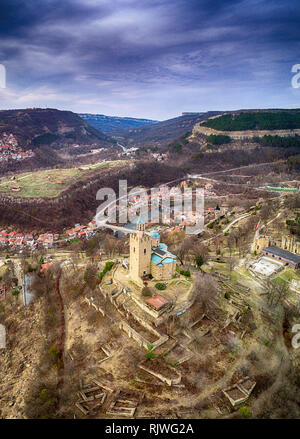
[0,0,299,118]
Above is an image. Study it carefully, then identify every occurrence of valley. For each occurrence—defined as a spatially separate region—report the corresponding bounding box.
[0,108,300,420]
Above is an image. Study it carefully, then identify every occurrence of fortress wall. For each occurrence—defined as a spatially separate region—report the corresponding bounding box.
[193,124,300,140]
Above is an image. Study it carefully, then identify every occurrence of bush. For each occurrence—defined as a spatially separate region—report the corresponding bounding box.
[147,352,155,359]
[142,286,152,297]
[39,388,49,400]
[155,283,166,290]
[177,268,191,277]
[238,406,251,418]
[99,261,114,280]
[11,289,20,296]
[207,134,231,145]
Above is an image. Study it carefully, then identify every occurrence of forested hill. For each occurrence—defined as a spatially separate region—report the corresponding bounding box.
[0,108,113,149]
[78,113,157,134]
[202,110,300,131]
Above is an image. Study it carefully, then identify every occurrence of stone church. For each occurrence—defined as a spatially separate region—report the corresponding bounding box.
[129,217,177,286]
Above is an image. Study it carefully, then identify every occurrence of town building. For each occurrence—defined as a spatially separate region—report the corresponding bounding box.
[262,246,300,269]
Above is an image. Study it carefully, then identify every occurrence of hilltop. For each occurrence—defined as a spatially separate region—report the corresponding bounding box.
[201,110,300,132]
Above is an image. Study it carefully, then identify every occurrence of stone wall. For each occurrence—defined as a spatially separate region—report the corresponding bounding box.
[138,362,181,386]
[192,124,300,140]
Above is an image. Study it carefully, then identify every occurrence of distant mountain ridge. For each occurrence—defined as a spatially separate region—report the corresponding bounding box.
[116,111,224,148]
[78,113,158,134]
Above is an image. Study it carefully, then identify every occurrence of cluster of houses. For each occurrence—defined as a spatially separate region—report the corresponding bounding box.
[0,132,34,162]
[0,220,98,251]
[65,221,98,240]
[117,146,139,158]
[0,230,36,249]
[151,152,168,161]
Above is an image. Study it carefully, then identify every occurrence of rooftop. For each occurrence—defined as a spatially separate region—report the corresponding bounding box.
[263,246,300,264]
[146,295,169,311]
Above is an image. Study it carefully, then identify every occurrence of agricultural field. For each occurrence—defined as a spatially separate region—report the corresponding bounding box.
[0,160,125,198]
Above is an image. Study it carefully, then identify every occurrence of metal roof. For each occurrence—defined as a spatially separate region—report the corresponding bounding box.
[263,246,300,264]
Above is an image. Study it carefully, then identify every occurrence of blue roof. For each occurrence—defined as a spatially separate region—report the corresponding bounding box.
[151,254,163,264]
[166,251,176,258]
[159,243,167,249]
[157,263,163,267]
[162,257,176,264]
[151,231,160,239]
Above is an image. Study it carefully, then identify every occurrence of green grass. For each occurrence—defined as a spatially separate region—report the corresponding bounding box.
[272,276,289,287]
[0,161,124,198]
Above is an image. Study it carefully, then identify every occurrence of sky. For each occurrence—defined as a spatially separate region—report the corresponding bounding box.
[0,0,300,120]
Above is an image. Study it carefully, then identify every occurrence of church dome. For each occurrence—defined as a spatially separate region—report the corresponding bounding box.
[151,231,160,239]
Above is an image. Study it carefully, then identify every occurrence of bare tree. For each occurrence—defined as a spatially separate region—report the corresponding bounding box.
[173,236,195,265]
[264,279,289,309]
[192,242,209,268]
[192,273,219,314]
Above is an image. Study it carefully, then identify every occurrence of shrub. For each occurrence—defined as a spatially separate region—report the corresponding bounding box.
[147,352,155,359]
[155,283,166,290]
[142,286,152,297]
[39,388,49,400]
[238,406,251,418]
[177,268,191,278]
[207,134,231,145]
[99,261,114,280]
[12,289,20,296]
[195,255,204,268]
[224,291,230,300]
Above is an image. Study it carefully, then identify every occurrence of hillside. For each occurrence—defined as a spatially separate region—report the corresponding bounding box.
[78,113,157,135]
[0,108,113,149]
[116,111,224,148]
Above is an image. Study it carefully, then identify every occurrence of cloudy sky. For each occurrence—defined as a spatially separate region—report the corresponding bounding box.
[0,0,299,119]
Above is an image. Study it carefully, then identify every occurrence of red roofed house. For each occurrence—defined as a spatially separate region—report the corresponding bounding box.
[146,295,169,314]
